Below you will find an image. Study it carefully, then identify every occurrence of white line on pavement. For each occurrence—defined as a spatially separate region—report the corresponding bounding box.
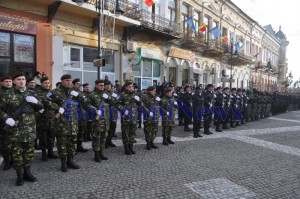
[267,117,300,123]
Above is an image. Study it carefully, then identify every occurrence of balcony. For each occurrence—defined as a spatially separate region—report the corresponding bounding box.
[181,33,206,51]
[103,0,141,20]
[202,39,227,58]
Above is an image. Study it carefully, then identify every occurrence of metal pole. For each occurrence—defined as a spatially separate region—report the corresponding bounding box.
[230,40,233,89]
[97,0,103,80]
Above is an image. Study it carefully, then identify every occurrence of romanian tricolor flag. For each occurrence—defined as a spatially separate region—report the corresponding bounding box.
[199,23,207,32]
[144,0,154,7]
[220,36,229,41]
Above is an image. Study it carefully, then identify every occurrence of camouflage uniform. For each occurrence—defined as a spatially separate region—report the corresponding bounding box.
[117,90,140,155]
[106,90,118,148]
[76,88,88,152]
[161,95,177,145]
[82,90,92,142]
[142,93,161,149]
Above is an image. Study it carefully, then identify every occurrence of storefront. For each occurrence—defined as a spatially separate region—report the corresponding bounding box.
[0,8,52,80]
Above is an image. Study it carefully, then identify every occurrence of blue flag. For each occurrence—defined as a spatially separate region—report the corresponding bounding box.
[234,41,240,54]
[185,17,196,32]
[208,26,221,38]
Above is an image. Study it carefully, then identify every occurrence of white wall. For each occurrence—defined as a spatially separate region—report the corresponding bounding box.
[52,36,64,88]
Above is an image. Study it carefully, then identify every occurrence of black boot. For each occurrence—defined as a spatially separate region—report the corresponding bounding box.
[48,148,58,159]
[61,157,68,172]
[124,145,131,155]
[67,155,80,169]
[76,141,88,153]
[167,136,175,144]
[42,149,48,161]
[105,140,109,149]
[193,132,199,138]
[184,126,191,132]
[215,125,223,132]
[196,132,202,138]
[108,139,116,147]
[230,122,236,128]
[87,132,92,141]
[16,169,24,186]
[94,151,101,162]
[223,123,230,129]
[23,166,37,182]
[236,121,241,126]
[204,127,210,135]
[34,139,41,150]
[3,154,11,170]
[178,121,183,126]
[162,137,169,145]
[129,144,136,154]
[150,142,158,149]
[146,142,151,150]
[99,150,108,160]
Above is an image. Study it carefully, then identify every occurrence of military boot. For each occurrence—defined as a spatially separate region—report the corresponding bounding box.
[23,166,37,182]
[61,157,68,172]
[184,126,191,132]
[196,132,202,138]
[223,123,230,129]
[67,155,80,169]
[94,151,101,162]
[76,141,88,153]
[3,154,11,170]
[107,138,116,147]
[16,169,24,186]
[230,122,236,128]
[105,140,110,149]
[146,142,151,150]
[162,137,169,145]
[41,149,48,161]
[128,144,136,154]
[193,132,199,138]
[124,145,131,155]
[48,148,58,159]
[150,142,158,149]
[215,125,223,132]
[99,150,108,160]
[167,136,175,144]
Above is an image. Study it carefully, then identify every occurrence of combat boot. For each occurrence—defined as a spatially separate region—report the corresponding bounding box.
[215,125,223,132]
[128,144,136,154]
[3,154,11,170]
[99,150,108,160]
[150,142,158,149]
[61,157,68,172]
[76,141,88,153]
[48,148,58,159]
[94,151,101,162]
[16,169,24,186]
[167,136,175,144]
[105,140,109,149]
[193,132,199,138]
[196,132,202,138]
[162,137,169,145]
[41,149,48,161]
[146,142,151,150]
[124,145,131,155]
[23,166,37,182]
[67,155,80,169]
[223,123,230,130]
[107,138,116,147]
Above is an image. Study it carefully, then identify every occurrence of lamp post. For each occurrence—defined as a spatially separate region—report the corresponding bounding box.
[225,39,237,89]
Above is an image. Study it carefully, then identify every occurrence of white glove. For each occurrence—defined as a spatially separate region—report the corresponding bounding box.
[155,97,161,102]
[70,90,78,97]
[39,109,45,114]
[167,111,170,116]
[174,101,177,105]
[26,96,38,104]
[149,112,154,117]
[235,105,238,108]
[102,93,109,99]
[124,110,129,115]
[173,93,177,97]
[245,103,248,107]
[134,96,140,101]
[58,107,65,114]
[209,103,212,108]
[112,93,118,98]
[97,110,102,115]
[5,118,15,127]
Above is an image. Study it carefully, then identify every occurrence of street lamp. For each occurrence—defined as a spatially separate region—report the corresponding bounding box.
[225,38,238,89]
[266,60,272,92]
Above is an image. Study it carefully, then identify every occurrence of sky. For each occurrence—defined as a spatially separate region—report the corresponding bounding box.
[231,0,300,84]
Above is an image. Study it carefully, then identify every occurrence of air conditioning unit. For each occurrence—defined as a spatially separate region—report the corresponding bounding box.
[127,41,137,52]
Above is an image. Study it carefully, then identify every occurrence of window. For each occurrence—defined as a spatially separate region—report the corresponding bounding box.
[222,27,228,37]
[203,73,208,87]
[182,4,189,35]
[168,0,176,22]
[70,48,81,69]
[193,11,200,37]
[203,16,209,41]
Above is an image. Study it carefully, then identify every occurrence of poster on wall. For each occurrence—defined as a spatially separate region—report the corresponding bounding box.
[0,32,10,57]
[14,34,34,63]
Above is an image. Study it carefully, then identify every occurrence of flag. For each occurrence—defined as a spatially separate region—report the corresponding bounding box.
[144,0,153,7]
[185,16,196,32]
[208,26,221,38]
[220,36,228,41]
[253,52,260,59]
[234,41,240,54]
[199,23,207,32]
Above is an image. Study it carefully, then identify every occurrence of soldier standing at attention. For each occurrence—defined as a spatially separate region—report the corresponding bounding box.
[117,82,141,155]
[0,76,13,170]
[142,86,161,150]
[192,86,204,138]
[202,84,214,135]
[50,74,85,172]
[82,83,92,142]
[72,78,88,153]
[0,73,43,186]
[35,77,59,161]
[181,85,193,132]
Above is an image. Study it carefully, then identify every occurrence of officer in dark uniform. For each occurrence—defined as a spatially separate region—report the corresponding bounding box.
[222,87,231,129]
[214,86,224,132]
[192,86,203,138]
[177,86,184,126]
[203,84,214,135]
[230,88,238,128]
[181,85,193,132]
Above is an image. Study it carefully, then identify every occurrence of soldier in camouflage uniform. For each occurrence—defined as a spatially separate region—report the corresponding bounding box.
[72,78,88,153]
[35,77,59,161]
[82,83,92,142]
[0,73,43,186]
[0,75,13,170]
[142,86,161,150]
[88,79,112,162]
[50,74,86,172]
[117,82,141,155]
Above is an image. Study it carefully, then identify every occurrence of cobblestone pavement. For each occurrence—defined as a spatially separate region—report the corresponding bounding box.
[1,111,300,198]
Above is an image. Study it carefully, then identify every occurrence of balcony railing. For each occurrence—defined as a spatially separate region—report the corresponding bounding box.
[202,39,227,58]
[181,33,206,50]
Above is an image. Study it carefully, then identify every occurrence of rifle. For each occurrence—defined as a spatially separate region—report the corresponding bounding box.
[3,99,28,132]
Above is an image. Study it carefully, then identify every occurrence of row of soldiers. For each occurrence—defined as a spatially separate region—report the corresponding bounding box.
[1,73,299,186]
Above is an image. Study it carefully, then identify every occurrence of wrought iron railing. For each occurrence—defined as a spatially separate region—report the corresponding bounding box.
[205,39,228,52]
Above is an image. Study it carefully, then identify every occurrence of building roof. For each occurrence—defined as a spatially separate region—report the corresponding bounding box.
[275,26,287,39]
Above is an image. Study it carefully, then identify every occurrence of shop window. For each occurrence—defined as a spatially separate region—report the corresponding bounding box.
[14,34,35,63]
[70,48,81,68]
[142,59,152,77]
[153,61,160,77]
[0,32,10,57]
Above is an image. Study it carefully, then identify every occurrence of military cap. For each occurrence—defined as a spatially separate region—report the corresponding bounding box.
[0,75,12,82]
[207,84,214,88]
[237,88,242,92]
[223,87,229,91]
[242,89,246,92]
[147,86,156,91]
[26,77,34,83]
[216,86,222,90]
[95,79,104,84]
[40,76,49,83]
[165,87,173,93]
[82,83,89,87]
[123,81,133,88]
[195,86,202,90]
[184,84,191,90]
[104,80,111,86]
[134,85,139,89]
[60,74,71,80]
[231,88,237,91]
[12,72,25,80]
[72,78,80,84]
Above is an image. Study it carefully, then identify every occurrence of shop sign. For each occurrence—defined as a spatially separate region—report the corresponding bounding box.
[140,48,160,60]
[169,46,195,61]
[0,14,36,35]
